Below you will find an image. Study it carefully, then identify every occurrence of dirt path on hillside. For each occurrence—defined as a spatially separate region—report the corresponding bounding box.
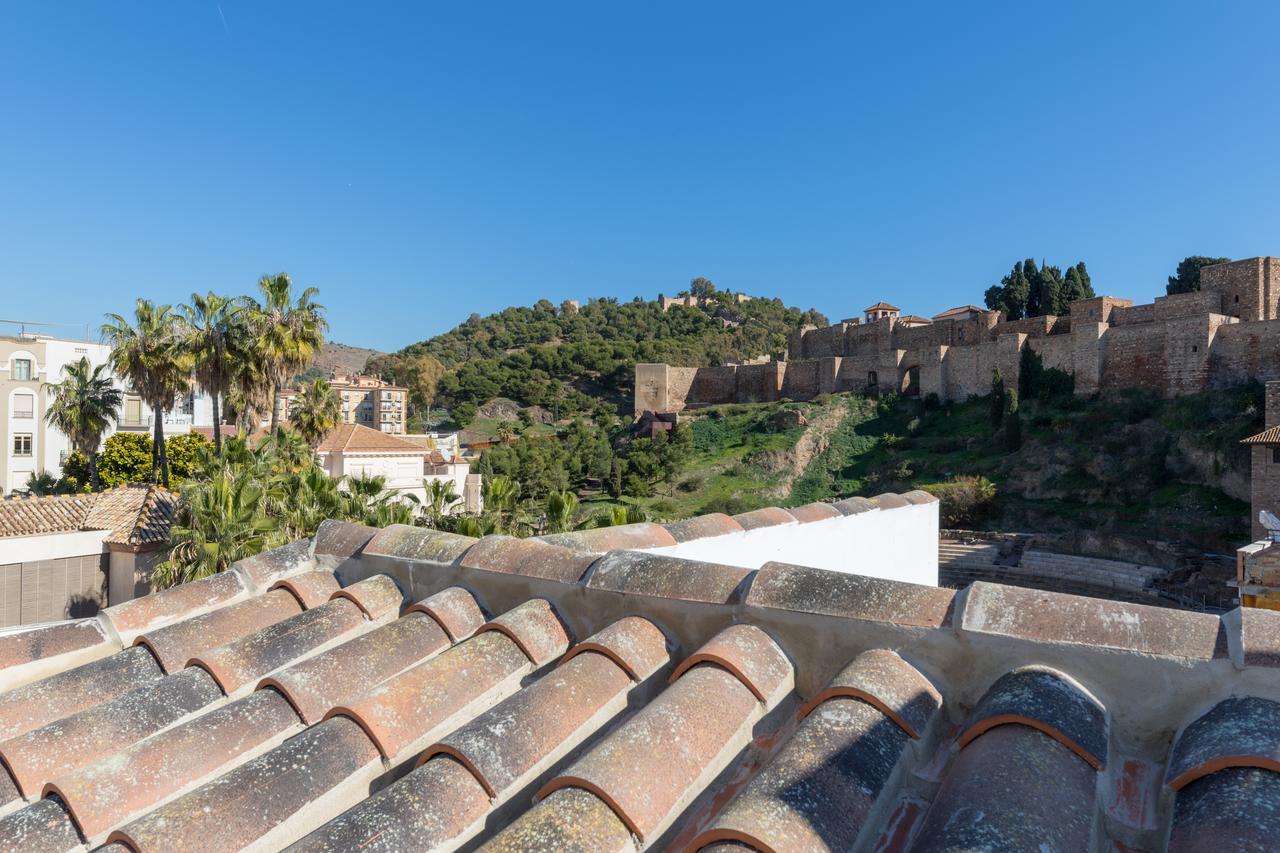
[757,402,851,499]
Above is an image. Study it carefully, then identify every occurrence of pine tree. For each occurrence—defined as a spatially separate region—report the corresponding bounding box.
[990,369,1006,429]
[1023,258,1041,317]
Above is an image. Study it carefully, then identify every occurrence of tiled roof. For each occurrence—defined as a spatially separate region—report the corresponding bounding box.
[932,304,987,320]
[0,485,177,546]
[1242,425,1280,444]
[865,301,901,311]
[314,423,425,454]
[0,501,1274,851]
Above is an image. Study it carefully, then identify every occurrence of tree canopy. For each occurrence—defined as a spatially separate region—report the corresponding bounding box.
[984,258,1093,319]
[1167,256,1231,295]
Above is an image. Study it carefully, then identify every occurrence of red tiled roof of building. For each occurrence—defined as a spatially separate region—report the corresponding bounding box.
[314,423,424,454]
[1243,425,1280,444]
[932,304,987,320]
[0,484,177,546]
[864,301,901,312]
[0,498,1273,850]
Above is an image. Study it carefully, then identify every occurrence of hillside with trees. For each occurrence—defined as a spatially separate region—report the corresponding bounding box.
[365,281,827,426]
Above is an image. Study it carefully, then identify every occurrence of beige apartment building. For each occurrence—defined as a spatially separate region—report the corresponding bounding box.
[276,372,408,434]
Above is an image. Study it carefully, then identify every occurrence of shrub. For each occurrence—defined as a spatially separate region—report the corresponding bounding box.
[923,475,998,528]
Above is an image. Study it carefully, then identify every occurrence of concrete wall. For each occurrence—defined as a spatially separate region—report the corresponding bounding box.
[639,501,939,585]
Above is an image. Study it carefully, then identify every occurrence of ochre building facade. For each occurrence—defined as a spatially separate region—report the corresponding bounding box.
[636,257,1280,415]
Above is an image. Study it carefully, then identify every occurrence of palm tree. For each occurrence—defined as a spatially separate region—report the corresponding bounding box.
[421,478,461,527]
[180,292,245,457]
[157,469,279,587]
[290,379,341,446]
[543,490,579,534]
[43,356,124,491]
[102,300,192,487]
[245,274,327,432]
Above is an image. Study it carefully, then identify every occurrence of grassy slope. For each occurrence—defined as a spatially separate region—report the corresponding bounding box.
[627,383,1262,552]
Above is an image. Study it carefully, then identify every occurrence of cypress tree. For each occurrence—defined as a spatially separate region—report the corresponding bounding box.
[990,369,1006,429]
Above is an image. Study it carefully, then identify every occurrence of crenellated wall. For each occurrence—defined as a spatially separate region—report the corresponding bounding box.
[636,258,1280,415]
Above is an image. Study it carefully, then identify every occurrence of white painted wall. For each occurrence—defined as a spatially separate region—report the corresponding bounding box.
[0,529,111,565]
[639,502,939,586]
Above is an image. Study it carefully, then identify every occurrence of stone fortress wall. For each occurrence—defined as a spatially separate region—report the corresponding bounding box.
[636,257,1280,414]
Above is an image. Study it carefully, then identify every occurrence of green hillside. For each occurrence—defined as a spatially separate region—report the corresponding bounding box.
[621,383,1260,554]
[368,287,826,422]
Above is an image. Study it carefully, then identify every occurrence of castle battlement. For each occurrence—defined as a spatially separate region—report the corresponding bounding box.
[636,257,1280,414]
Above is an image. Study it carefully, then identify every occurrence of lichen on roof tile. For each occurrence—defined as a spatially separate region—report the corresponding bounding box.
[961,581,1227,660]
[662,513,744,543]
[801,648,941,739]
[460,534,597,583]
[748,561,955,628]
[731,506,796,530]
[1166,696,1280,790]
[536,521,677,553]
[364,523,476,563]
[669,623,793,703]
[959,665,1109,770]
[587,550,752,605]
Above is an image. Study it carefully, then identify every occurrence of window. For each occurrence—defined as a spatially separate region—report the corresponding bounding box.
[1191,345,1198,353]
[12,359,31,381]
[1236,295,1241,303]
[1273,448,1280,465]
[13,434,32,456]
[13,393,33,418]
[867,371,878,387]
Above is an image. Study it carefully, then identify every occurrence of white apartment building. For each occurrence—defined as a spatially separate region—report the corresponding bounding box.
[1,333,215,495]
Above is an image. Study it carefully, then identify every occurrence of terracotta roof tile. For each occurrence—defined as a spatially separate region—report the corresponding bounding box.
[663,513,744,542]
[832,495,877,515]
[785,501,842,523]
[961,581,1228,660]
[101,570,247,641]
[231,537,315,591]
[134,587,304,673]
[291,753,492,852]
[731,506,796,530]
[913,725,1097,852]
[558,616,671,681]
[0,645,162,742]
[0,484,180,545]
[958,665,1109,770]
[537,625,793,842]
[363,523,477,563]
[748,561,955,628]
[459,534,597,584]
[48,687,302,841]
[0,618,111,684]
[0,798,82,853]
[1238,606,1280,667]
[799,648,941,739]
[108,715,383,852]
[0,492,94,537]
[187,597,368,695]
[270,571,342,609]
[328,573,403,620]
[1168,766,1280,852]
[587,550,753,605]
[313,422,426,453]
[480,787,634,853]
[691,696,912,851]
[1165,697,1280,790]
[870,492,910,509]
[536,521,677,553]
[0,666,223,797]
[477,598,571,666]
[328,609,550,762]
[1242,425,1280,444]
[311,519,378,563]
[668,623,793,703]
[260,607,455,724]
[403,585,487,642]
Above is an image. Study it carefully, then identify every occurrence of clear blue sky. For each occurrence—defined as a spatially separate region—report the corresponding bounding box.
[3,3,1279,351]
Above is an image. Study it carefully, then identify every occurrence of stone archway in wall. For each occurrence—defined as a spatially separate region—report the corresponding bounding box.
[900,365,921,396]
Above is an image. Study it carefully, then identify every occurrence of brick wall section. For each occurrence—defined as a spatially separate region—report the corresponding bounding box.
[636,258,1280,414]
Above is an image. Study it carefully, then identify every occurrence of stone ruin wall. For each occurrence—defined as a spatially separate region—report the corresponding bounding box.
[635,258,1280,416]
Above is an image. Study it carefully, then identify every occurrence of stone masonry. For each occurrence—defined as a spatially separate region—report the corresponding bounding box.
[636,257,1280,415]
